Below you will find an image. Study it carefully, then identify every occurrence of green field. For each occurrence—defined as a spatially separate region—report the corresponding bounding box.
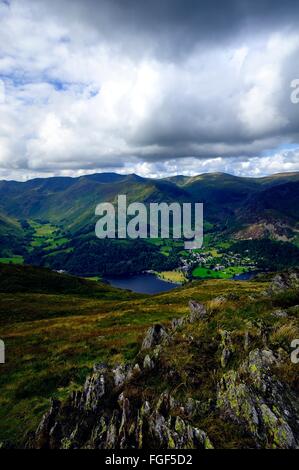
[0,256,24,265]
[192,266,248,279]
[83,276,102,282]
[28,221,69,252]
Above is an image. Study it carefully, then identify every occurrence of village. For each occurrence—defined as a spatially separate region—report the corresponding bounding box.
[179,248,258,280]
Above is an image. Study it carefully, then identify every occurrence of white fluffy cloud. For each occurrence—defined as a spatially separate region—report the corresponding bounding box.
[0,0,299,180]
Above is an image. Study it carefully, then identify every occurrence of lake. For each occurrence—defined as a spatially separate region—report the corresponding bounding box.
[104,273,181,294]
[105,270,260,294]
[231,270,260,281]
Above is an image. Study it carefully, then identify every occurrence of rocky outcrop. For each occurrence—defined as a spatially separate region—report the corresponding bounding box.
[188,301,208,322]
[29,302,212,450]
[30,367,213,449]
[217,349,299,448]
[219,330,234,368]
[271,310,288,318]
[141,324,168,350]
[171,301,208,330]
[268,270,299,294]
[29,297,299,450]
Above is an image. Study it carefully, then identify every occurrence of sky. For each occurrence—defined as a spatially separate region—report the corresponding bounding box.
[1,0,299,181]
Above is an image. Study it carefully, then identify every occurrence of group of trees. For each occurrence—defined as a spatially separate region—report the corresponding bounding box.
[229,239,299,271]
[26,237,181,276]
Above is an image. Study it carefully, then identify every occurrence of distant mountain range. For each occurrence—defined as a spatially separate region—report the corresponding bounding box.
[0,171,299,275]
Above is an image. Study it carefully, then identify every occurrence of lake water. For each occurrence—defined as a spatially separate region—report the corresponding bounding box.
[104,273,180,294]
[231,270,260,281]
[105,270,260,294]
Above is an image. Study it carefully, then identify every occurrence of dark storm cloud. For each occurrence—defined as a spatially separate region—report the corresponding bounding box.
[35,0,299,58]
[1,0,299,179]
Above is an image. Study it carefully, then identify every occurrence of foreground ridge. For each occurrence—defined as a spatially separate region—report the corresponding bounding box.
[28,284,299,449]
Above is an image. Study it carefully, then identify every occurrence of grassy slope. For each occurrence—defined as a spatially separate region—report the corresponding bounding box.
[0,211,25,258]
[0,264,270,446]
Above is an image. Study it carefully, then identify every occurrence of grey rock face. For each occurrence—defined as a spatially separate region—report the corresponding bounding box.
[217,349,299,448]
[143,355,154,370]
[30,307,214,450]
[141,324,168,350]
[172,301,207,331]
[188,301,207,322]
[83,365,108,411]
[271,310,288,318]
[112,364,131,389]
[268,270,299,294]
[219,330,234,368]
[31,379,213,449]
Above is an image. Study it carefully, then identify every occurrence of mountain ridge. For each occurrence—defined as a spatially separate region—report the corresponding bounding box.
[0,171,299,275]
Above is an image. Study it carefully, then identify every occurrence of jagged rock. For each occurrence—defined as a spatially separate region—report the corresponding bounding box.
[143,355,154,370]
[217,348,299,448]
[171,317,185,329]
[213,296,226,303]
[34,398,61,449]
[106,411,120,449]
[221,349,231,368]
[156,392,175,416]
[82,364,109,411]
[28,301,217,449]
[141,324,168,350]
[171,302,207,331]
[132,363,142,375]
[30,297,298,450]
[219,330,234,368]
[32,370,213,449]
[268,270,299,294]
[146,409,212,449]
[188,301,207,322]
[185,397,211,419]
[271,310,288,318]
[112,364,131,388]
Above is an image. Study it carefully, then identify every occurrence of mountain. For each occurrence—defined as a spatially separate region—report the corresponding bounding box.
[0,171,299,274]
[0,210,26,258]
[1,171,299,225]
[0,173,191,233]
[233,181,299,240]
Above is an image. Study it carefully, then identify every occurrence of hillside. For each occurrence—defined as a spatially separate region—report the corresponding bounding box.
[0,265,298,448]
[0,211,26,260]
[1,171,299,230]
[0,172,299,275]
[233,181,299,240]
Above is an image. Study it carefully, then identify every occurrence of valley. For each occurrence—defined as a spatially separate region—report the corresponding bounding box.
[1,172,299,280]
[0,172,299,448]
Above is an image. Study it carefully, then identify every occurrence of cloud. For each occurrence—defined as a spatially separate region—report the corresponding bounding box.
[0,0,299,180]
